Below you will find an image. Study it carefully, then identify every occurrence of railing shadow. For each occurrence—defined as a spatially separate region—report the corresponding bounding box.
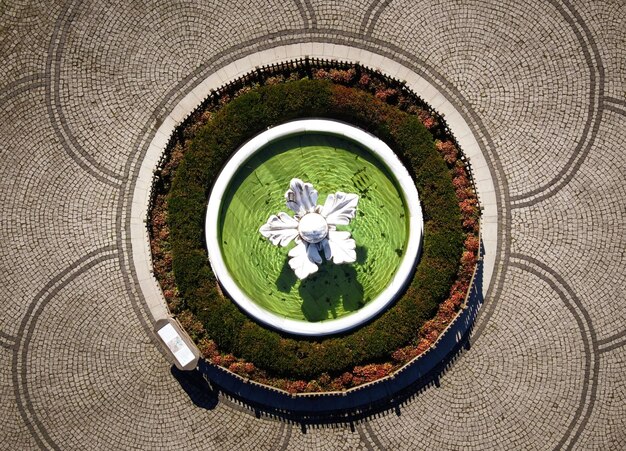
[175,241,485,428]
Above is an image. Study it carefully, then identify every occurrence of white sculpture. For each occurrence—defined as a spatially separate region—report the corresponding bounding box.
[260,178,359,280]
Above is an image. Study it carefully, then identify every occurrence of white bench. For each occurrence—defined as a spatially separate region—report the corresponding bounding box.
[155,319,199,370]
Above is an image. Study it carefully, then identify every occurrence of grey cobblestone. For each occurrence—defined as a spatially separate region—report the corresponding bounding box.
[575,346,626,450]
[0,349,38,450]
[306,0,367,33]
[0,1,61,94]
[51,0,305,179]
[286,424,368,450]
[14,258,288,450]
[511,110,626,342]
[0,0,624,449]
[0,88,117,338]
[572,0,626,100]
[364,264,589,450]
[372,0,596,202]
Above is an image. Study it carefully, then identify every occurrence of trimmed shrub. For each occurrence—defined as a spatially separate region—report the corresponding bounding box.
[165,79,465,379]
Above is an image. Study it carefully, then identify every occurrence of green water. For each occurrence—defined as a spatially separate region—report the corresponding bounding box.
[218,133,409,322]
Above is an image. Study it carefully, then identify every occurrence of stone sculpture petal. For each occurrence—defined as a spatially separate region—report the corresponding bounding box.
[259,212,299,246]
[327,230,357,264]
[307,242,323,264]
[321,238,332,260]
[285,178,318,216]
[320,192,359,226]
[288,240,319,279]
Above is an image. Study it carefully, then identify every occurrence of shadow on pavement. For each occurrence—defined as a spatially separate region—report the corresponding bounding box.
[173,241,486,429]
[171,365,219,410]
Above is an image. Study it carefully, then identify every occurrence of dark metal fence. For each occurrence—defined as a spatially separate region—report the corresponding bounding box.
[148,58,484,422]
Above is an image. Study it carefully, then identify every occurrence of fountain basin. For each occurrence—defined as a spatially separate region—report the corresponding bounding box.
[206,119,423,336]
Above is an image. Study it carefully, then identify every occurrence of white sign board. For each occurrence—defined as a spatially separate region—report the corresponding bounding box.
[157,323,196,367]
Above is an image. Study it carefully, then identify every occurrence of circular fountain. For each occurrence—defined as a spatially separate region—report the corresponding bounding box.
[205,119,423,336]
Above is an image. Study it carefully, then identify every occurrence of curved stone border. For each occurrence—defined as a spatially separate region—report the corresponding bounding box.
[130,43,498,357]
[510,253,599,449]
[13,245,119,450]
[205,119,423,336]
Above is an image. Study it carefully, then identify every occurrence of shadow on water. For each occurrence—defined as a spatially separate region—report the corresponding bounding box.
[275,247,368,321]
[299,263,365,321]
[355,246,367,265]
[276,257,298,293]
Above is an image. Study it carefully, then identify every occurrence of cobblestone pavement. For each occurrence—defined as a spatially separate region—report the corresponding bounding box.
[1,0,625,449]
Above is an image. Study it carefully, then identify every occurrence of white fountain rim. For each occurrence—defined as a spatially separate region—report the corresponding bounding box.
[205,119,423,336]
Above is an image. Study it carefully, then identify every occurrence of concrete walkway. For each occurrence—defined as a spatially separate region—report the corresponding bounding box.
[1,0,624,449]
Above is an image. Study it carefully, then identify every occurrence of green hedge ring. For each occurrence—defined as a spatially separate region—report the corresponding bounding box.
[163,77,469,382]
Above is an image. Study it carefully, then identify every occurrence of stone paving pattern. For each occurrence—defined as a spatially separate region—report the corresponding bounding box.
[1,0,625,449]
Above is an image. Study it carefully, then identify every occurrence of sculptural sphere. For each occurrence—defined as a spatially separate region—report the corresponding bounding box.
[298,213,328,244]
